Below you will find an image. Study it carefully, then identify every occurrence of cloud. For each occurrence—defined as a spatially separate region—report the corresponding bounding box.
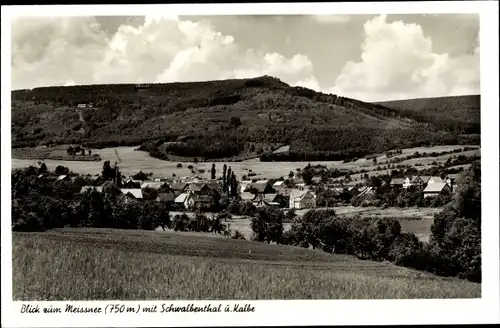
[11,16,316,91]
[331,14,480,101]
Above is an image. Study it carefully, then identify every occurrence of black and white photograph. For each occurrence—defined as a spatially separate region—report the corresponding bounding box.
[1,2,499,327]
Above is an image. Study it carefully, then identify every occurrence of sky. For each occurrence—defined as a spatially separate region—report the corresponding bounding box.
[11,13,480,102]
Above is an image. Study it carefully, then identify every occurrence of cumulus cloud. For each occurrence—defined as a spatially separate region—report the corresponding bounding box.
[11,14,480,103]
[331,14,480,101]
[11,15,316,90]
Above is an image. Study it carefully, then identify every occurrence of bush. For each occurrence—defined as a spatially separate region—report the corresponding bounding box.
[176,163,182,168]
[231,230,246,240]
[250,207,284,244]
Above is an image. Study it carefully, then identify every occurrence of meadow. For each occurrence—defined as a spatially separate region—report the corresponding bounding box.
[12,229,481,300]
[11,145,479,181]
[165,206,439,242]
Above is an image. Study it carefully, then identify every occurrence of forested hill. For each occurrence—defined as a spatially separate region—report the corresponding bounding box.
[376,95,480,130]
[11,76,480,162]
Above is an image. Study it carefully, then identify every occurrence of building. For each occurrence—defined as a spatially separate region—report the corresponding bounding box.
[389,178,406,188]
[245,181,275,195]
[289,189,316,210]
[140,181,163,190]
[119,188,143,203]
[240,180,254,193]
[253,193,287,208]
[170,182,189,195]
[174,193,191,209]
[423,182,452,198]
[156,192,176,204]
[402,177,413,189]
[445,174,461,192]
[240,192,257,202]
[56,175,71,182]
[80,186,103,193]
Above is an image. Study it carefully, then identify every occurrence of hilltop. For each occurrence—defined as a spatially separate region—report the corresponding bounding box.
[11,76,480,162]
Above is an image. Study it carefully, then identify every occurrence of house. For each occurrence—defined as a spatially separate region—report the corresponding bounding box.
[170,182,189,195]
[206,179,222,193]
[119,188,143,203]
[273,181,285,189]
[239,180,254,193]
[175,193,191,209]
[141,181,162,190]
[289,189,317,210]
[445,174,461,192]
[246,181,275,195]
[402,177,412,189]
[428,176,444,184]
[263,193,287,208]
[320,188,342,206]
[188,182,217,196]
[80,186,103,193]
[156,192,176,204]
[423,182,452,198]
[274,181,293,196]
[56,175,71,182]
[390,178,406,188]
[252,193,286,208]
[185,193,214,210]
[240,192,257,202]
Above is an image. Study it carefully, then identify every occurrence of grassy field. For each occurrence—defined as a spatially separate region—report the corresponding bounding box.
[11,145,479,181]
[215,206,440,242]
[12,229,480,300]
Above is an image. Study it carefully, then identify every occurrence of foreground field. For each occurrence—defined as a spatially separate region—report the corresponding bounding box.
[13,229,480,300]
[11,145,478,180]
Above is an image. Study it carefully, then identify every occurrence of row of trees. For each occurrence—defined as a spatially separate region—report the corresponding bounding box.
[245,162,481,282]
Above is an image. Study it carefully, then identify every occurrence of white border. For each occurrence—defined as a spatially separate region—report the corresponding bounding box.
[1,2,499,327]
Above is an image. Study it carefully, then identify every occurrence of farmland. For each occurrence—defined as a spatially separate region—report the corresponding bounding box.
[11,144,480,181]
[172,206,440,242]
[12,229,481,300]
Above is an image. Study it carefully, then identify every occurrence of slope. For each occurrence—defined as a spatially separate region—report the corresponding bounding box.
[11,76,479,162]
[12,228,480,300]
[376,95,480,134]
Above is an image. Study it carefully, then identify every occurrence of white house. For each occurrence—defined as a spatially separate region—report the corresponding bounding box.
[289,189,316,210]
[175,193,192,209]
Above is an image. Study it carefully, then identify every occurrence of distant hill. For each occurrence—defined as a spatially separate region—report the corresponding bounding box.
[376,95,480,130]
[11,76,480,162]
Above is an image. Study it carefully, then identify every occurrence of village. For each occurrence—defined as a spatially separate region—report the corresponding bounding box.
[65,161,461,212]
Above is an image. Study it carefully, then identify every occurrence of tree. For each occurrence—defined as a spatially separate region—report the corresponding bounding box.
[211,163,216,180]
[223,164,227,186]
[67,146,74,156]
[38,163,48,174]
[229,116,241,127]
[102,161,115,181]
[81,149,86,156]
[250,207,284,244]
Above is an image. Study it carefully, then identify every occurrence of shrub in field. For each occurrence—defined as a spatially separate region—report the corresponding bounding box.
[250,207,284,244]
[231,229,246,240]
